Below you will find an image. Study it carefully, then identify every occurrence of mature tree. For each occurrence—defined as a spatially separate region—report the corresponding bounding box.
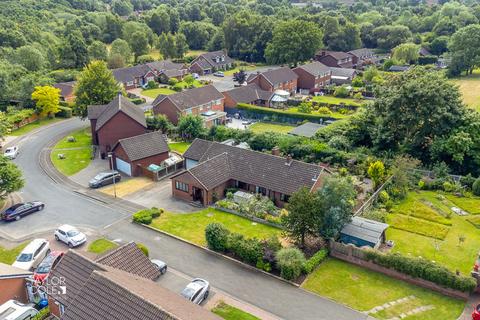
[157,33,176,59]
[389,155,420,198]
[323,18,361,51]
[373,25,412,50]
[367,160,385,189]
[112,0,133,16]
[177,114,206,141]
[265,20,323,65]
[61,32,88,69]
[207,30,225,51]
[429,36,449,56]
[129,31,149,60]
[74,60,120,118]
[148,9,171,35]
[13,46,46,72]
[179,21,216,50]
[448,24,480,75]
[103,14,123,43]
[392,43,419,64]
[107,53,125,69]
[88,41,108,61]
[174,33,188,58]
[208,2,227,26]
[110,38,132,64]
[0,156,24,198]
[0,29,26,48]
[0,112,12,139]
[146,114,172,133]
[283,187,321,247]
[31,86,61,117]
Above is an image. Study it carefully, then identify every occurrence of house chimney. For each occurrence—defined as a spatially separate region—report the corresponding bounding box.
[271,146,280,156]
[285,154,293,166]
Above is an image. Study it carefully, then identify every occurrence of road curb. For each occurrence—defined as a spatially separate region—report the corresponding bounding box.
[137,221,300,288]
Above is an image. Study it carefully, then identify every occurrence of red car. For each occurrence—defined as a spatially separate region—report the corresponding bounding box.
[473,304,480,320]
[33,251,64,283]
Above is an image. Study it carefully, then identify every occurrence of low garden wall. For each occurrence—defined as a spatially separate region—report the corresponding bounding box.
[329,241,472,300]
[213,205,284,229]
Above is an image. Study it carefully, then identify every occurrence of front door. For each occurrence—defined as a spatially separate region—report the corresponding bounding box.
[192,187,203,203]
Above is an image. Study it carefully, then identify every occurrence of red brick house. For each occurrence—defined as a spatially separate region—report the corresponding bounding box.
[111,131,169,176]
[152,85,225,127]
[87,93,147,156]
[293,62,332,93]
[223,84,274,109]
[315,50,354,68]
[171,139,330,207]
[146,60,189,83]
[190,50,234,75]
[112,64,156,90]
[0,263,32,305]
[53,82,76,103]
[246,67,298,94]
[347,48,376,68]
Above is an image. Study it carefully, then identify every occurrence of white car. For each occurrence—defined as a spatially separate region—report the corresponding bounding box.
[54,225,87,248]
[0,300,38,320]
[4,146,19,159]
[151,259,167,275]
[12,239,50,271]
[181,278,210,305]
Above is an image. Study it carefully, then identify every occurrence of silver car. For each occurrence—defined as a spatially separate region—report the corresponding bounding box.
[150,259,167,275]
[181,278,210,305]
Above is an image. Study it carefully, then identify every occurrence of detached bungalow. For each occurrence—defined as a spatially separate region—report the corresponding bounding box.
[315,50,354,69]
[348,48,376,68]
[171,139,330,207]
[246,67,298,94]
[330,67,358,84]
[146,60,189,83]
[223,83,274,109]
[152,85,226,127]
[293,61,332,93]
[112,64,155,90]
[53,81,76,103]
[190,50,234,75]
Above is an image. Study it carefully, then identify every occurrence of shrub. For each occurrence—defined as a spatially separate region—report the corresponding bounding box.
[317,106,332,114]
[168,78,179,86]
[205,223,230,252]
[132,208,162,225]
[232,237,263,265]
[146,80,158,89]
[443,181,454,192]
[172,83,183,92]
[136,243,149,257]
[460,174,476,190]
[378,190,390,203]
[55,106,72,118]
[333,86,349,98]
[473,178,480,196]
[353,92,363,100]
[129,98,145,105]
[303,248,328,274]
[297,102,312,114]
[276,248,306,280]
[351,77,364,87]
[32,307,50,320]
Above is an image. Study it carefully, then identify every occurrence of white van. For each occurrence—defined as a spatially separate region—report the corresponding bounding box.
[12,239,50,271]
[0,300,38,320]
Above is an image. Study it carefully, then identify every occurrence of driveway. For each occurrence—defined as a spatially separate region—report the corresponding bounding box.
[70,157,109,187]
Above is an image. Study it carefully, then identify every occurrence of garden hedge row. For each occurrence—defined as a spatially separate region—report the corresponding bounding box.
[236,103,339,122]
[364,251,477,292]
[132,207,163,225]
[303,248,329,274]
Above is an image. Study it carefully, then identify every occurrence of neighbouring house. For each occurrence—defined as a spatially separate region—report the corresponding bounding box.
[111,131,169,177]
[348,48,376,68]
[339,216,389,249]
[53,82,76,103]
[288,122,324,138]
[0,263,32,305]
[314,50,354,68]
[112,64,156,90]
[330,67,358,85]
[388,65,410,72]
[246,67,298,94]
[190,50,234,75]
[171,139,331,207]
[152,85,226,127]
[293,61,332,93]
[46,242,220,320]
[419,47,432,56]
[87,93,147,156]
[223,83,274,109]
[147,60,189,83]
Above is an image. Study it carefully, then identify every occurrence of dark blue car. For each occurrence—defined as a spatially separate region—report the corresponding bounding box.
[1,201,45,221]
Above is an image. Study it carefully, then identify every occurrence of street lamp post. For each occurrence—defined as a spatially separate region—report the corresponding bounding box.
[107,152,117,198]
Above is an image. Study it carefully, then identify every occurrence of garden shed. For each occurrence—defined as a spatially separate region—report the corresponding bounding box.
[339,216,389,249]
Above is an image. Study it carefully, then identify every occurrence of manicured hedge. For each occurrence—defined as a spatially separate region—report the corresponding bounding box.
[303,248,328,274]
[205,223,230,252]
[133,207,163,225]
[236,103,339,122]
[364,251,477,292]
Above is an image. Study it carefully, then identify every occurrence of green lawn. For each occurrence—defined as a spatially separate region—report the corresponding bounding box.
[248,122,295,134]
[302,259,464,320]
[50,127,92,176]
[142,87,176,98]
[311,95,363,107]
[0,243,27,264]
[224,65,259,76]
[386,190,480,274]
[10,117,64,136]
[168,142,191,154]
[287,107,349,119]
[150,208,281,246]
[212,302,260,320]
[88,238,119,254]
[451,70,480,112]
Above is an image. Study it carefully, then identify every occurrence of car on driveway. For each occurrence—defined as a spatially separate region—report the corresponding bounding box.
[4,146,19,159]
[54,225,87,248]
[1,201,45,221]
[88,171,121,188]
[12,239,50,271]
[33,251,64,283]
[213,71,224,77]
[181,278,210,305]
[151,259,167,275]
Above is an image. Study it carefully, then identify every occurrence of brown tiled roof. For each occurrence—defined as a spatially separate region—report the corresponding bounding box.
[53,81,76,98]
[179,139,330,195]
[248,67,298,86]
[112,64,152,83]
[223,84,273,104]
[196,50,234,68]
[152,85,223,111]
[113,131,169,162]
[294,61,331,77]
[62,268,221,320]
[317,50,352,60]
[147,60,185,72]
[95,242,161,280]
[88,94,146,131]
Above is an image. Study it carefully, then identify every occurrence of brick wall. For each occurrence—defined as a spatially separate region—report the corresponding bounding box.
[0,278,29,305]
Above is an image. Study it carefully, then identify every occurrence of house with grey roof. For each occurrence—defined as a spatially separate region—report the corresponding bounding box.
[246,67,298,94]
[112,64,155,90]
[339,216,389,249]
[330,67,358,84]
[171,139,331,207]
[87,93,147,155]
[348,48,377,68]
[314,50,354,68]
[223,83,274,109]
[293,61,332,93]
[190,50,234,75]
[152,85,226,127]
[111,131,169,176]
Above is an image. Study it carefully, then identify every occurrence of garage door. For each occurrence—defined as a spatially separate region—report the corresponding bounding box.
[115,158,132,176]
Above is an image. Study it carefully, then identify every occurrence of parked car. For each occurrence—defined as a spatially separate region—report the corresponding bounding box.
[192,73,199,79]
[473,304,480,320]
[33,251,64,283]
[88,171,121,188]
[12,239,50,271]
[0,300,38,320]
[4,146,19,159]
[213,71,224,77]
[1,201,45,221]
[241,120,253,125]
[181,278,210,305]
[150,259,167,275]
[54,225,87,248]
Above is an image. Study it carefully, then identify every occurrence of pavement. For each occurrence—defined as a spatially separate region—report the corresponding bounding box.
[0,117,371,320]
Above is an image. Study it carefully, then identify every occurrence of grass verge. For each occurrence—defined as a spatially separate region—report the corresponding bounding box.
[212,302,260,320]
[10,117,64,136]
[88,238,119,254]
[0,243,28,264]
[50,127,92,176]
